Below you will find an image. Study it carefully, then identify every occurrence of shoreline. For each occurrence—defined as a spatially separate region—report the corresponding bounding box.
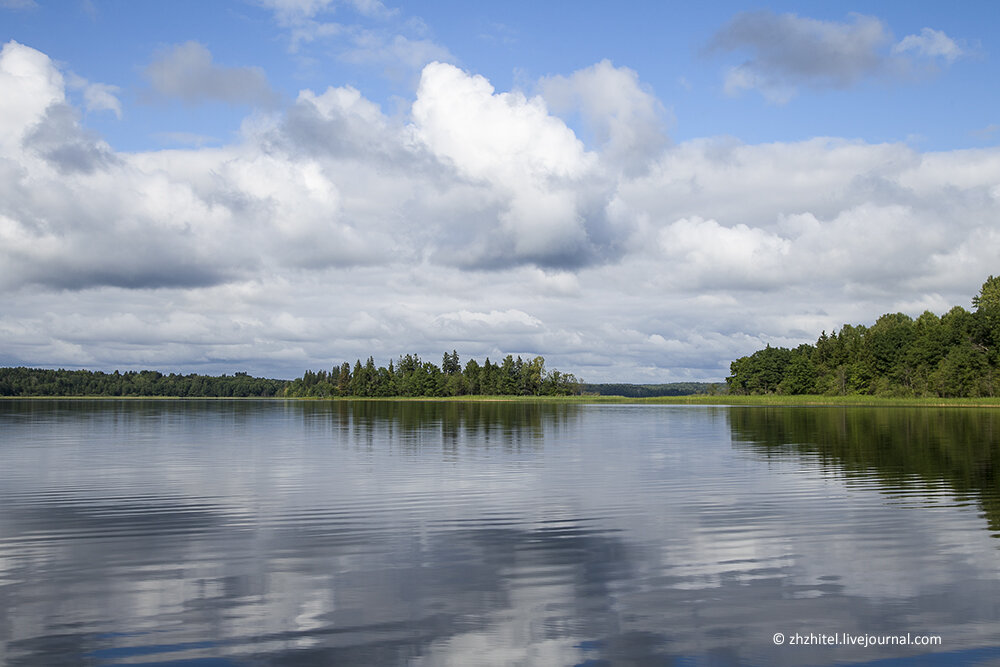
[3,394,1000,407]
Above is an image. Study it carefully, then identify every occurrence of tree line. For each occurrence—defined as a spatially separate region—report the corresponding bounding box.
[0,368,286,397]
[727,276,1000,397]
[0,352,581,398]
[582,382,722,397]
[283,352,581,397]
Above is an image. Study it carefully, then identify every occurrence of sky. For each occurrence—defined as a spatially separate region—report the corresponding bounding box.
[1,0,999,382]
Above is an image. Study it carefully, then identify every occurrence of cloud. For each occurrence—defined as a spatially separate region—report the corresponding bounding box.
[0,0,37,9]
[291,23,453,73]
[0,40,66,147]
[711,12,889,93]
[434,309,542,334]
[81,82,122,117]
[538,60,669,173]
[340,31,453,70]
[281,85,398,158]
[412,63,592,183]
[67,73,122,118]
[710,11,964,102]
[22,103,119,173]
[257,0,334,20]
[348,0,395,19]
[260,0,451,77]
[658,217,791,289]
[971,124,999,141]
[144,41,277,106]
[893,28,965,63]
[257,0,394,21]
[411,61,610,267]
[3,41,1000,382]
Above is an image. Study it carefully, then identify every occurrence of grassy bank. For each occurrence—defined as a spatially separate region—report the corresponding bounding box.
[383,394,1000,407]
[5,394,1000,407]
[620,394,1000,407]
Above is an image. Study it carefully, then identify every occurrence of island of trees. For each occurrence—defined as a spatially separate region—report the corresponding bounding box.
[283,353,580,397]
[0,353,582,398]
[727,276,1000,398]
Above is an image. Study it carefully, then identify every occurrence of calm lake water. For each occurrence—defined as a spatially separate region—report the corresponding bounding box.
[2,400,1000,666]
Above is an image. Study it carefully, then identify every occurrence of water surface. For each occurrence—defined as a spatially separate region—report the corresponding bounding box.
[2,400,1000,665]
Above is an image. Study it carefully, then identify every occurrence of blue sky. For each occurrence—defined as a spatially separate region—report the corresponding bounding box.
[7,0,995,151]
[1,0,999,381]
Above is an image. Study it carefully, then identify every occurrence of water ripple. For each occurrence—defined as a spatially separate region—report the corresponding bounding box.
[2,400,1000,665]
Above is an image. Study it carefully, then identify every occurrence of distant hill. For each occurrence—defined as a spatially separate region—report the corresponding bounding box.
[582,382,724,397]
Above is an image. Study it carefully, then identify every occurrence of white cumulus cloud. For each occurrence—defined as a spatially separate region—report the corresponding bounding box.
[538,59,669,173]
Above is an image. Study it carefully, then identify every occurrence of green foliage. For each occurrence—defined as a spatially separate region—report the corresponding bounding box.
[973,275,1000,362]
[779,347,816,395]
[726,277,1000,398]
[582,382,722,397]
[1,352,581,399]
[284,353,580,398]
[973,275,1000,312]
[0,368,286,397]
[727,345,795,395]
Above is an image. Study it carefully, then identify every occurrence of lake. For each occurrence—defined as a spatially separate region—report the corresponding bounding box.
[2,400,1000,666]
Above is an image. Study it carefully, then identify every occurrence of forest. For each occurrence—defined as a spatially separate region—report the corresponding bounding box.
[0,352,581,398]
[0,368,287,397]
[282,352,581,397]
[727,276,1000,397]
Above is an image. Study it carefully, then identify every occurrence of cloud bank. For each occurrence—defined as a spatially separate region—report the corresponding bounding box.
[1,38,998,382]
